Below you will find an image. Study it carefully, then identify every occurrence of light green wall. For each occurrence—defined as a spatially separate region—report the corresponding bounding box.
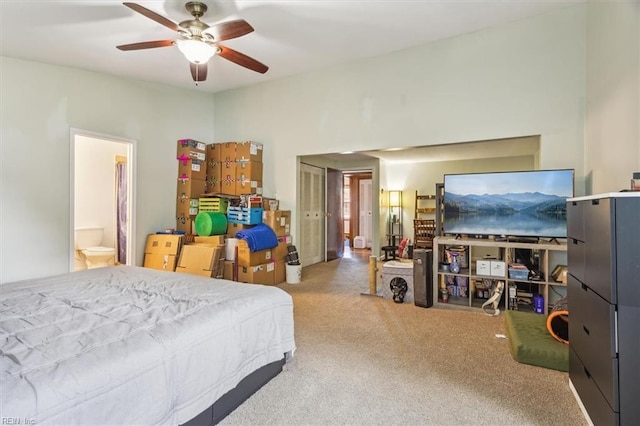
[585,1,640,193]
[3,3,637,281]
[0,57,215,282]
[213,6,587,254]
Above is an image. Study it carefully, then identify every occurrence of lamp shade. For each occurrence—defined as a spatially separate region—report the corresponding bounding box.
[389,190,402,207]
[176,39,216,64]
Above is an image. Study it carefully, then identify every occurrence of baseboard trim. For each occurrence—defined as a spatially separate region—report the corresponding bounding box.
[569,379,593,426]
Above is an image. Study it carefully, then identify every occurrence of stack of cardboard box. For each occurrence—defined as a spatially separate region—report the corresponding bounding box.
[207,141,263,196]
[143,233,225,278]
[176,139,207,233]
[159,138,297,285]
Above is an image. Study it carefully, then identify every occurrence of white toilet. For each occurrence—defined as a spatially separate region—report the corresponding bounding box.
[74,226,116,269]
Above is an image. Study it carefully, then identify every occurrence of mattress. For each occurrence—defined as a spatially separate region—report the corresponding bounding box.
[0,266,296,425]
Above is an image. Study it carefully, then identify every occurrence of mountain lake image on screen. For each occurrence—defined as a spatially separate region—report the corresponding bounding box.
[443,169,574,238]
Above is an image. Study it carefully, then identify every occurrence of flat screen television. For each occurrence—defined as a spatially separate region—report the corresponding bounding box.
[443,169,574,239]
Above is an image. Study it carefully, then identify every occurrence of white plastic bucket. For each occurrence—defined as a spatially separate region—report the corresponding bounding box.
[286,264,302,284]
[225,238,238,261]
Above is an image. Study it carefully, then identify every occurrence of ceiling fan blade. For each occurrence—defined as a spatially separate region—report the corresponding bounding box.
[190,63,208,82]
[217,45,268,74]
[203,19,254,42]
[123,2,179,32]
[117,40,174,51]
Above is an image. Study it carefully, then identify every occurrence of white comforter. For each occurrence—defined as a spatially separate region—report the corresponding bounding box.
[0,266,295,425]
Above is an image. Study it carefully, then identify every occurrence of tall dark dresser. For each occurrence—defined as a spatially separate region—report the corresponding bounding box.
[566,193,639,425]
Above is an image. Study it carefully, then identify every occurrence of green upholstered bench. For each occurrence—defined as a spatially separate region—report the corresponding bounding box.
[504,310,568,372]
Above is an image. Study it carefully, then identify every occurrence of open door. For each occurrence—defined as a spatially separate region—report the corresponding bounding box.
[325,167,344,261]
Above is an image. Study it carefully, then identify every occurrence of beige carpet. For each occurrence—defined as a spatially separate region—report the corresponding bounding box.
[221,251,587,425]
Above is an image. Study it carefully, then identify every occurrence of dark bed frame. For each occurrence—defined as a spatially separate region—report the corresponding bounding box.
[182,356,286,426]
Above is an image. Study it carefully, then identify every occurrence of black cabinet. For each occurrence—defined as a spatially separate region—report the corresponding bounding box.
[567,194,640,426]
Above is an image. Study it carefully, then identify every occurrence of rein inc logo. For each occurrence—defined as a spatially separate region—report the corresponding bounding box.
[1,419,35,425]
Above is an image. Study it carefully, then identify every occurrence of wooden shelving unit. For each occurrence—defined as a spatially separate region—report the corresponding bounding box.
[432,236,567,314]
[414,191,436,249]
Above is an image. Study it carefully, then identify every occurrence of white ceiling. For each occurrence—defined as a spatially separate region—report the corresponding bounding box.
[0,0,581,94]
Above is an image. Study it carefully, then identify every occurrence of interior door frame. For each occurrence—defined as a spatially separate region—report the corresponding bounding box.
[325,167,344,261]
[69,128,137,271]
[344,172,372,247]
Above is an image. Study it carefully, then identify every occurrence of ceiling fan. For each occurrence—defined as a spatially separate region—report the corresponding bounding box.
[116,1,268,83]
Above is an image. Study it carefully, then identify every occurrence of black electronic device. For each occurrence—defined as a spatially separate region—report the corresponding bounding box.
[413,249,433,308]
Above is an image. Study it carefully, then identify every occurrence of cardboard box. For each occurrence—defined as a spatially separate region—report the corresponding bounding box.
[176,215,195,234]
[219,168,236,195]
[262,210,291,236]
[226,222,255,237]
[273,260,286,285]
[263,198,279,211]
[177,158,206,180]
[207,143,221,163]
[220,142,237,162]
[235,178,263,196]
[236,239,273,266]
[237,263,275,285]
[175,244,224,278]
[223,260,235,281]
[176,198,199,218]
[236,141,263,162]
[176,140,206,162]
[206,174,221,195]
[143,234,183,271]
[177,178,207,200]
[273,235,293,261]
[194,235,226,246]
[476,260,491,276]
[490,260,506,277]
[236,161,263,181]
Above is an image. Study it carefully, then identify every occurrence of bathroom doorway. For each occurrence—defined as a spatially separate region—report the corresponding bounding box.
[70,129,136,271]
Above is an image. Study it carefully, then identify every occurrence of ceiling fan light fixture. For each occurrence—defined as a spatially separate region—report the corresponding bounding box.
[176,39,216,64]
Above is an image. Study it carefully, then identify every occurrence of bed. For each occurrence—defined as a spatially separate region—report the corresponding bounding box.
[0,266,296,425]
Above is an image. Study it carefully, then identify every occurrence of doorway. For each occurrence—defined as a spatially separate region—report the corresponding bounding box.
[343,171,373,249]
[70,129,136,271]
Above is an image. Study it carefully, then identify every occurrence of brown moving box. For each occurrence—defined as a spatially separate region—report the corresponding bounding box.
[176,139,206,162]
[235,178,262,196]
[194,235,226,246]
[273,235,293,261]
[273,260,286,285]
[220,142,237,162]
[237,262,275,285]
[176,198,199,219]
[263,210,291,237]
[176,216,194,234]
[236,239,272,266]
[223,260,235,281]
[205,174,221,195]
[178,158,206,180]
[226,223,255,237]
[207,143,221,163]
[143,234,183,271]
[175,244,224,278]
[236,141,263,162]
[219,167,236,195]
[235,161,263,181]
[177,178,207,200]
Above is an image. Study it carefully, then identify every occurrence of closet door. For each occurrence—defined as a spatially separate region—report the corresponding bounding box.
[299,163,325,266]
